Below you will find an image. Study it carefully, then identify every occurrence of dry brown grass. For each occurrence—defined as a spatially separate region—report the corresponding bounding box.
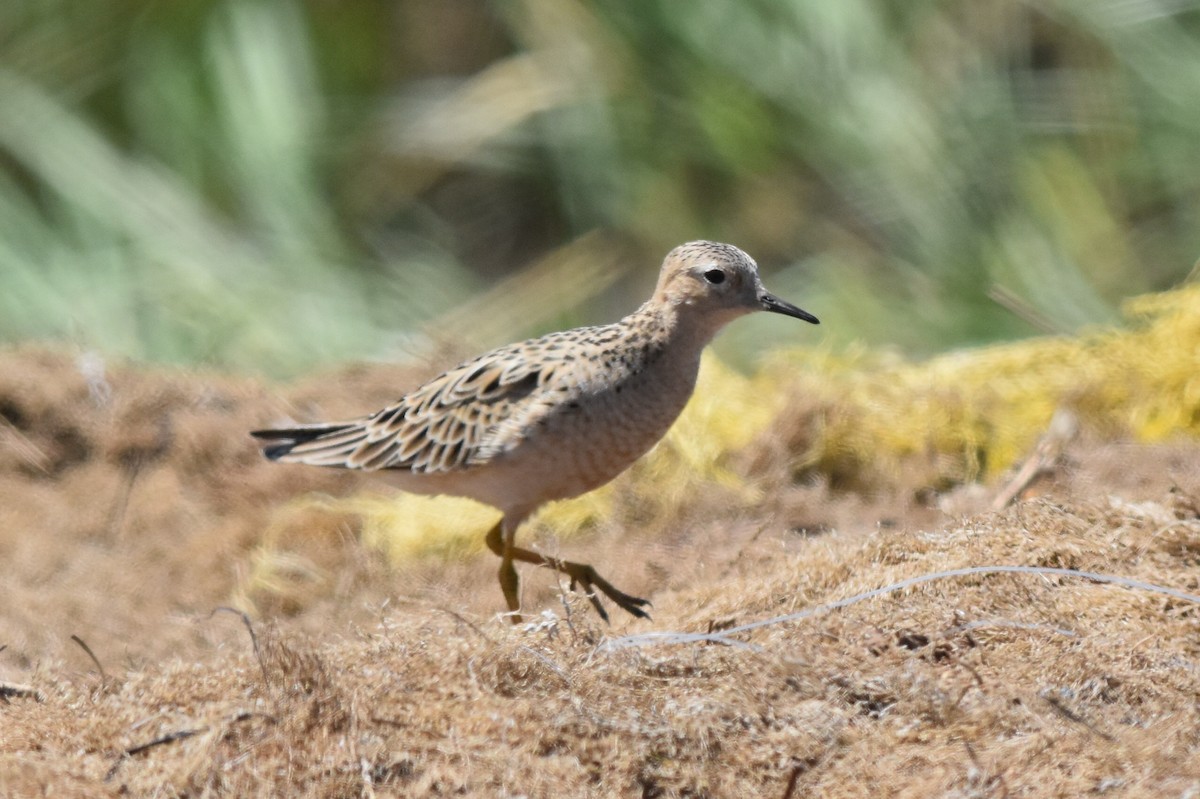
[2,345,1200,797]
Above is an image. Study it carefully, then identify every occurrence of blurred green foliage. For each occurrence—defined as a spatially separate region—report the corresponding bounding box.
[1,0,1198,374]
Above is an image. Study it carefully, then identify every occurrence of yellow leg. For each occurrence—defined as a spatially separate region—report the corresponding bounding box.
[484,519,650,623]
[486,521,523,623]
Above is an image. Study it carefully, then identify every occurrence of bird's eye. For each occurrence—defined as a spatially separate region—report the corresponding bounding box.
[703,269,726,285]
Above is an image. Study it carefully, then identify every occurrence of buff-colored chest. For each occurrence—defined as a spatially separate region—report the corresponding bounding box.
[450,324,704,512]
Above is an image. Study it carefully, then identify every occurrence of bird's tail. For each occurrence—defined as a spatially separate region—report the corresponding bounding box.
[250,422,367,467]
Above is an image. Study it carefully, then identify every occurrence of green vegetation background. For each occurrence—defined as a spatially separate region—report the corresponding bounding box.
[2,0,1198,375]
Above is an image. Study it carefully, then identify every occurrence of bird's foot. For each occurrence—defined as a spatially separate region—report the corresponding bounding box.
[561,561,651,623]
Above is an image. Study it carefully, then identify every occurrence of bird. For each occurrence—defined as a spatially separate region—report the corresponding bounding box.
[251,241,818,623]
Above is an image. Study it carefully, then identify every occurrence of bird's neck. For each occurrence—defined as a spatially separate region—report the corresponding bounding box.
[626,299,728,361]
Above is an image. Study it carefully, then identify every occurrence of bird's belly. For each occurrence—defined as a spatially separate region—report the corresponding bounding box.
[518,374,693,501]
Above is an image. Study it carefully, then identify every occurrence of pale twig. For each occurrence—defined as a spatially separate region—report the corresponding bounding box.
[992,408,1079,510]
[0,681,44,702]
[987,284,1065,335]
[600,566,1200,653]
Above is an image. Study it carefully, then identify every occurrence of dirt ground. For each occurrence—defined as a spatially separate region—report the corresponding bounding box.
[2,344,1199,797]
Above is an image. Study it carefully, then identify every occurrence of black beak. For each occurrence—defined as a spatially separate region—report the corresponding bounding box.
[760,293,819,324]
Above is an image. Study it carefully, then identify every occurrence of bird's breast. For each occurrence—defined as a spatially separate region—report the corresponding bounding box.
[529,344,701,498]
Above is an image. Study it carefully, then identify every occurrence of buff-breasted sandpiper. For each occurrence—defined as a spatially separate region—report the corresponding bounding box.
[252,241,818,622]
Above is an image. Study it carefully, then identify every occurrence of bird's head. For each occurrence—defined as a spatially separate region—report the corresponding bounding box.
[654,241,819,330]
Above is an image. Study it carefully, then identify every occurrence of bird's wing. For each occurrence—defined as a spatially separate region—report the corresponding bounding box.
[257,335,579,473]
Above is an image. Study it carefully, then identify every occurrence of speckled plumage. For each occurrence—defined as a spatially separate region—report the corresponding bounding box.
[253,241,818,622]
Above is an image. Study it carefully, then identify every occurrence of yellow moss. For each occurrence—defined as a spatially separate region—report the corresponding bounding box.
[778,281,1200,486]
[233,499,346,614]
[352,493,501,559]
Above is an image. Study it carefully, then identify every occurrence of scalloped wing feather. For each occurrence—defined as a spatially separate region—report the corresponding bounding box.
[267,336,578,474]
